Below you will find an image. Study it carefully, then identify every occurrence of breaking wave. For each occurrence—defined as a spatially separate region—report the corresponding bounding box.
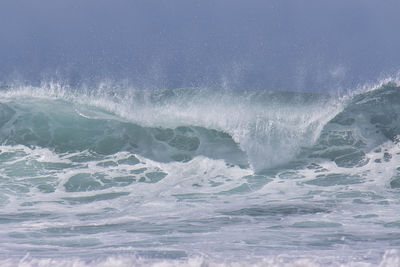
[1,81,400,266]
[1,82,400,171]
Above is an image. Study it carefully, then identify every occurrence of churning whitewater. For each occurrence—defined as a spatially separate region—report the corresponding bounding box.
[1,82,400,266]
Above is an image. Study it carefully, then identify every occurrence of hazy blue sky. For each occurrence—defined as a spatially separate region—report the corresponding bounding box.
[1,0,399,91]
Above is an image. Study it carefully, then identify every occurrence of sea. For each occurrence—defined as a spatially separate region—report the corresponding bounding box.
[0,80,400,266]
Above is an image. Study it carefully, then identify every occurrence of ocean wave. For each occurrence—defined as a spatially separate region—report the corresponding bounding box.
[1,81,400,264]
[0,83,342,171]
[1,82,400,172]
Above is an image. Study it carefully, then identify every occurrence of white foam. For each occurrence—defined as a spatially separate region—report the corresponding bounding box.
[1,250,399,267]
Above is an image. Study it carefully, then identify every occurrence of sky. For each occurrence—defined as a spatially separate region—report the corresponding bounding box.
[1,0,400,92]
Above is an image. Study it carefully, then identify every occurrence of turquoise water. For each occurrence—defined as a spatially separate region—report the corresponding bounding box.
[0,82,400,266]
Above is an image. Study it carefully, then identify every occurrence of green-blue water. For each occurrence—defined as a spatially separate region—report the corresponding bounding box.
[0,82,400,266]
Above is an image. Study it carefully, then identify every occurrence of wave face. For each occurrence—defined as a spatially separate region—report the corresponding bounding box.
[0,99,248,168]
[1,83,400,266]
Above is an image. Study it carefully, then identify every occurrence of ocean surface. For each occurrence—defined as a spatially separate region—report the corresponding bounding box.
[0,82,400,266]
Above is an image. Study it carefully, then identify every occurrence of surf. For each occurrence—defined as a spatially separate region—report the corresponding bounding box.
[1,81,400,266]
